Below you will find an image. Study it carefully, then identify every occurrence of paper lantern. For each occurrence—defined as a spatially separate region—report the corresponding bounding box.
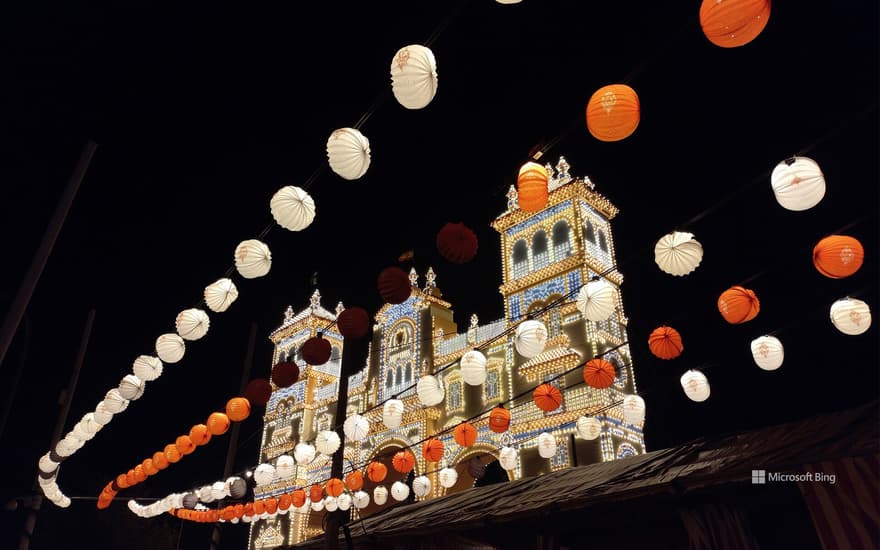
[254,463,276,486]
[366,461,388,483]
[211,480,228,501]
[438,467,458,489]
[327,127,371,180]
[93,402,113,426]
[325,478,344,498]
[648,326,683,359]
[323,496,338,512]
[244,378,272,407]
[514,320,548,358]
[680,369,711,402]
[234,239,272,279]
[537,432,557,459]
[373,485,388,506]
[718,285,760,324]
[813,236,864,279]
[118,374,145,401]
[750,335,784,371]
[302,336,331,365]
[225,397,250,422]
[516,162,549,212]
[175,435,195,456]
[132,355,163,382]
[583,358,616,389]
[278,493,292,512]
[164,443,181,464]
[576,279,619,322]
[182,493,198,509]
[412,475,431,498]
[378,266,412,304]
[197,485,214,503]
[830,297,872,335]
[291,489,306,508]
[654,231,704,276]
[436,222,478,264]
[337,492,352,511]
[205,412,230,436]
[576,416,602,440]
[586,84,640,142]
[275,455,295,480]
[309,484,324,503]
[294,442,316,465]
[771,156,826,211]
[460,350,488,385]
[102,388,129,414]
[337,307,370,339]
[345,470,364,492]
[623,394,646,425]
[498,446,518,471]
[155,334,185,364]
[270,185,316,232]
[227,477,247,499]
[699,0,771,48]
[392,450,416,474]
[533,383,562,412]
[422,438,444,462]
[175,308,210,341]
[352,491,370,509]
[271,359,300,388]
[488,405,511,433]
[316,430,341,455]
[453,422,478,447]
[391,481,410,502]
[343,414,370,441]
[416,375,445,406]
[189,424,211,446]
[201,278,238,314]
[153,451,169,470]
[390,44,438,110]
[383,398,404,429]
[38,453,58,474]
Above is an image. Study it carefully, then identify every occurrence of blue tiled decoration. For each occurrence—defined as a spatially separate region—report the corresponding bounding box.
[523,276,565,309]
[268,380,307,411]
[566,270,582,296]
[508,294,522,322]
[505,201,572,236]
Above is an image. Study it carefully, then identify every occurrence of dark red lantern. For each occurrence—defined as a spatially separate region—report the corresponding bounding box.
[271,359,300,388]
[378,266,412,304]
[337,307,370,339]
[244,378,272,407]
[436,222,479,264]
[302,335,331,365]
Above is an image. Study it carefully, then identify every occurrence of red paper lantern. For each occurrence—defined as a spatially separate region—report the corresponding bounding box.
[271,359,300,388]
[453,422,478,447]
[392,450,416,474]
[583,358,616,389]
[337,307,370,339]
[648,326,683,359]
[302,335,332,365]
[422,438,444,462]
[517,162,549,212]
[244,378,272,407]
[700,0,771,48]
[378,266,412,304]
[436,222,479,264]
[533,383,562,412]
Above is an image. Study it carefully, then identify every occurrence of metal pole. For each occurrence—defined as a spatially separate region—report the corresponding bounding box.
[0,140,97,371]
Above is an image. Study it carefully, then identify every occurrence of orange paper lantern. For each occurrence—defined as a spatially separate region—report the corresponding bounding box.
[345,470,364,491]
[265,497,278,515]
[226,397,251,422]
[583,358,616,389]
[586,84,640,142]
[392,450,416,474]
[326,478,345,497]
[206,412,230,435]
[142,458,158,476]
[189,424,212,446]
[164,443,181,464]
[153,451,169,470]
[253,500,265,515]
[291,489,306,508]
[133,464,147,483]
[244,502,255,517]
[278,493,292,511]
[422,438,444,462]
[453,422,478,447]
[648,326,684,360]
[233,504,244,518]
[488,405,511,433]
[517,162,549,212]
[309,484,324,503]
[717,285,760,324]
[533,383,563,412]
[699,0,771,48]
[813,235,864,279]
[366,461,388,483]
[175,435,195,456]
[116,473,130,489]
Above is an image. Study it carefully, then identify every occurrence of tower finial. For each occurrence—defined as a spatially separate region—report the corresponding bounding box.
[556,156,571,184]
[335,301,345,316]
[310,289,321,310]
[284,305,294,322]
[409,267,419,287]
[424,267,436,290]
[506,185,519,211]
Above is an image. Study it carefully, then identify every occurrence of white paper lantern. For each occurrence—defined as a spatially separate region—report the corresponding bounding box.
[771,156,826,211]
[211,481,228,501]
[82,412,102,435]
[750,335,784,371]
[56,495,71,508]
[72,420,94,442]
[343,414,370,442]
[315,430,341,456]
[498,446,518,471]
[254,463,276,486]
[537,432,557,459]
[133,355,163,381]
[234,239,272,279]
[324,496,339,512]
[337,492,352,511]
[654,231,704,276]
[576,416,602,440]
[830,297,872,335]
[373,485,388,505]
[175,308,210,341]
[118,374,145,401]
[204,278,239,313]
[270,185,316,232]
[680,369,711,402]
[326,128,371,181]
[352,490,370,509]
[295,499,310,514]
[412,475,431,497]
[93,402,113,426]
[623,394,646,425]
[103,388,129,414]
[391,481,410,501]
[230,517,240,524]
[416,375,445,406]
[514,320,548,358]
[438,467,458,489]
[198,485,215,503]
[576,279,619,321]
[275,455,295,480]
[460,350,488,385]
[294,442,316,465]
[390,44,438,110]
[38,453,58,474]
[155,334,185,364]
[383,398,404,429]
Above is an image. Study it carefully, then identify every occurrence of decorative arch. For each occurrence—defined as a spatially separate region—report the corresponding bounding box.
[617,442,637,459]
[532,230,549,271]
[511,239,529,279]
[584,219,596,243]
[551,219,572,259]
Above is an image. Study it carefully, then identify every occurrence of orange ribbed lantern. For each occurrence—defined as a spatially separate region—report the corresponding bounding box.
[533,383,563,412]
[253,500,265,515]
[699,0,771,48]
[142,458,158,476]
[326,478,345,497]
[116,473,130,489]
[717,285,760,324]
[291,489,306,508]
[586,84,640,142]
[133,465,147,483]
[164,443,182,464]
[175,435,195,456]
[153,451,169,470]
[813,235,864,279]
[422,438,444,462]
[244,502,255,517]
[125,469,137,486]
[453,422,478,447]
[233,504,245,518]
[345,470,364,491]
[648,326,684,359]
[309,484,324,503]
[517,162,549,212]
[366,461,388,483]
[189,424,212,446]
[278,493,292,511]
[392,450,416,474]
[583,358,616,389]
[264,497,278,515]
[206,412,230,435]
[226,397,251,422]
[488,405,511,433]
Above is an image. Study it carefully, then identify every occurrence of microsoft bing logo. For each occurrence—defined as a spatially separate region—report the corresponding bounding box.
[751,470,766,484]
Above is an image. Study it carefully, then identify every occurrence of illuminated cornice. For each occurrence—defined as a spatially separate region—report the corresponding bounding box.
[491,179,619,234]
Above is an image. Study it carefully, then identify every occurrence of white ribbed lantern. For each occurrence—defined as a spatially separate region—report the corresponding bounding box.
[771,156,826,211]
[498,446,518,471]
[253,463,276,486]
[537,432,557,459]
[310,500,324,512]
[83,413,102,435]
[576,416,602,440]
[315,430,341,455]
[235,239,272,279]
[155,334,185,364]
[275,455,295,480]
[337,492,352,511]
[391,481,410,502]
[38,453,58,474]
[56,495,71,508]
[623,395,646,425]
[324,496,338,512]
[270,185,316,232]
[133,355,163,381]
[830,297,872,335]
[103,388,129,414]
[118,374,145,401]
[93,402,113,425]
[514,320,548,358]
[383,398,404,429]
[390,44,438,110]
[576,279,619,321]
[211,481,228,501]
[326,128,371,180]
[343,414,370,441]
[750,335,784,371]
[198,485,215,503]
[352,490,370,509]
[438,467,458,488]
[373,485,389,505]
[412,475,431,497]
[680,369,711,402]
[654,231,704,276]
[204,278,239,313]
[295,499,310,514]
[294,442,316,465]
[175,308,210,341]
[460,350,488,385]
[416,375,444,406]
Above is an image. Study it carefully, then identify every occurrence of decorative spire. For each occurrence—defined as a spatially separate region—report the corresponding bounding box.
[284,305,294,322]
[335,301,345,316]
[544,162,555,180]
[470,313,479,329]
[424,267,436,289]
[409,267,419,287]
[506,185,519,211]
[556,156,571,184]
[310,289,321,310]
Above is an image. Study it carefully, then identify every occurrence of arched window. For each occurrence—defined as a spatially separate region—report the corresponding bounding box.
[512,239,529,279]
[330,346,341,362]
[548,309,562,338]
[385,369,393,389]
[552,220,571,259]
[584,220,596,243]
[598,229,608,252]
[532,230,549,271]
[405,362,413,383]
[395,366,403,386]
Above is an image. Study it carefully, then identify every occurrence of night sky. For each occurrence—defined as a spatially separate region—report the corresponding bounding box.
[0,2,877,548]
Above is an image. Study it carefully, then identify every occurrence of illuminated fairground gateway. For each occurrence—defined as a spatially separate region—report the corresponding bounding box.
[248,157,645,549]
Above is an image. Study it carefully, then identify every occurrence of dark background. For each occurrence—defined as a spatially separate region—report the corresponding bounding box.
[0,1,876,548]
